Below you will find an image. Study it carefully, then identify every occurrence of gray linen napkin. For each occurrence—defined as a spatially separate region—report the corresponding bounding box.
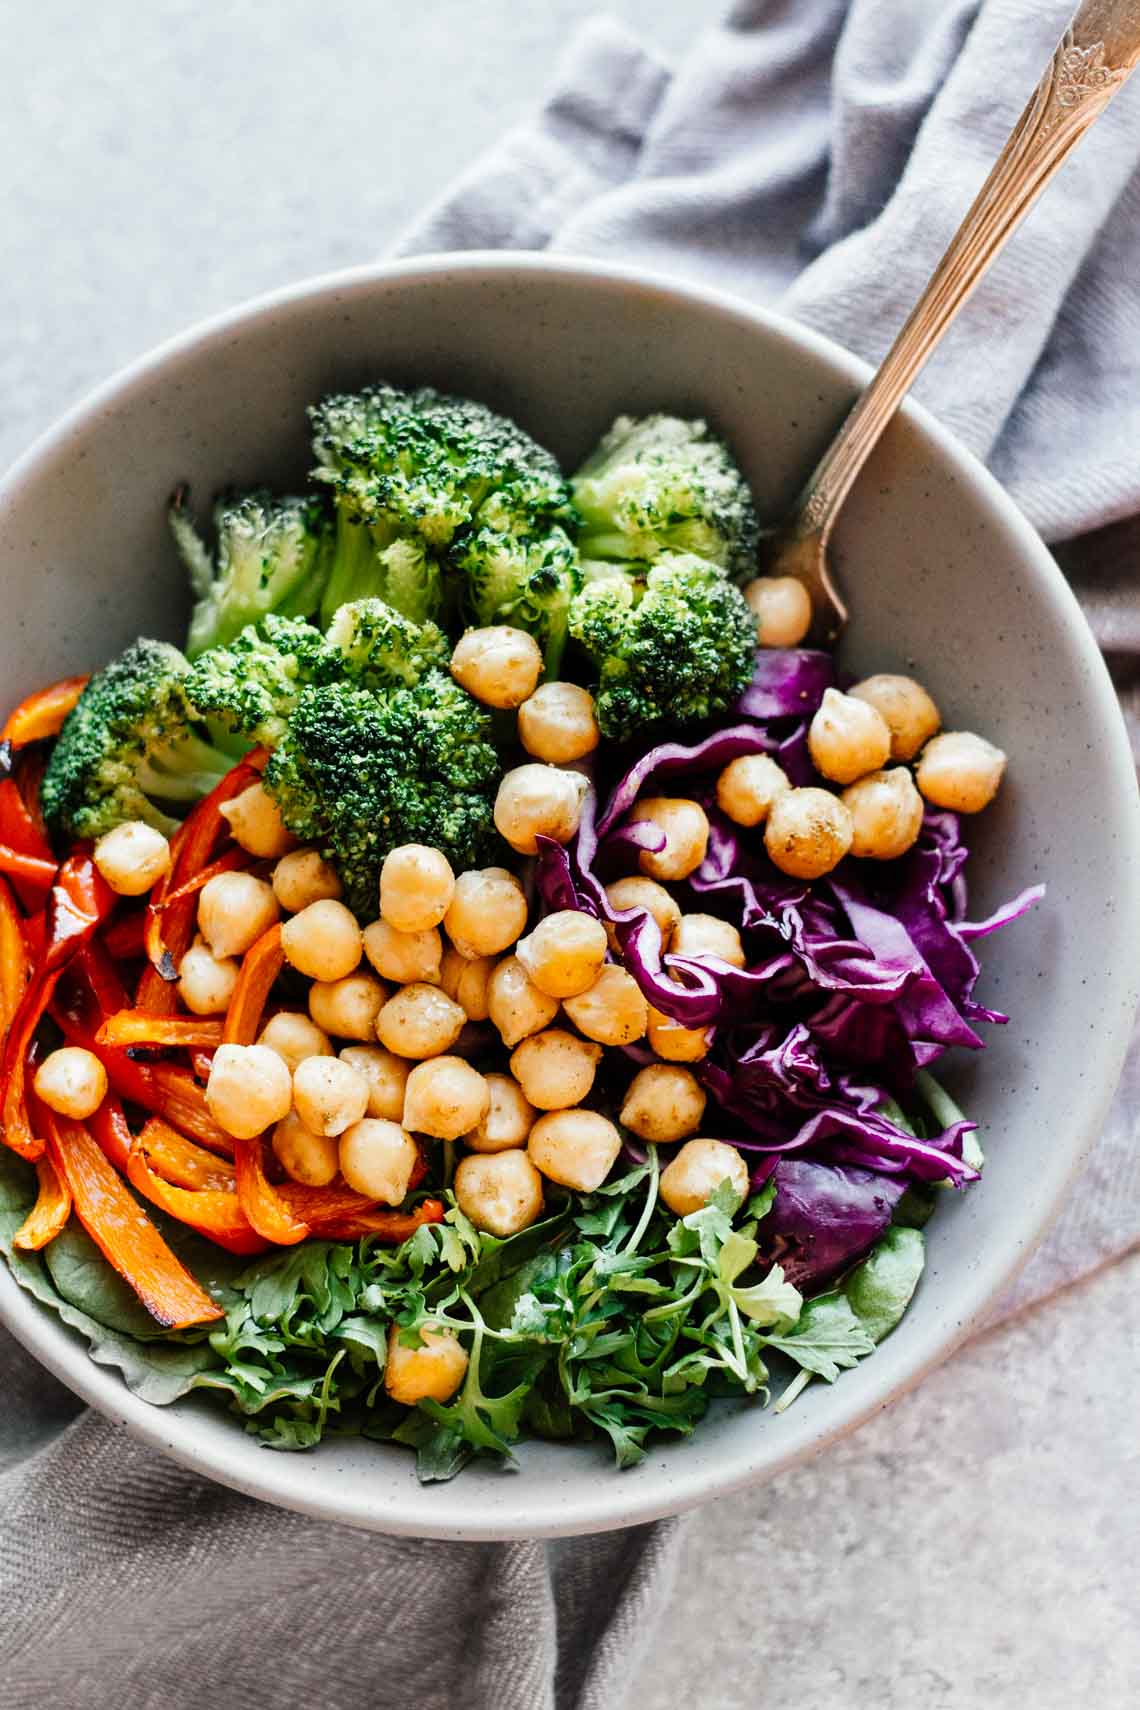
[4,5,1139,1706]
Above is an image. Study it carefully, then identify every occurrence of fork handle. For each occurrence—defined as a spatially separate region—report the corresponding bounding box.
[792,0,1140,549]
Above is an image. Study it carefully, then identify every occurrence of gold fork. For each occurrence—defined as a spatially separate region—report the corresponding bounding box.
[764,0,1140,643]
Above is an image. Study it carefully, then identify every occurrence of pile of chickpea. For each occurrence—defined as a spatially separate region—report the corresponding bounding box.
[28,613,1007,1407]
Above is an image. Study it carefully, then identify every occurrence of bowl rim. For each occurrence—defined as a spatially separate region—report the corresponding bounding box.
[2,249,1138,1540]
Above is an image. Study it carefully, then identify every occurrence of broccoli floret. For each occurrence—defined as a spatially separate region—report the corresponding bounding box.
[41,639,235,839]
[170,489,334,660]
[451,492,581,677]
[265,669,502,915]
[568,554,758,742]
[325,598,451,690]
[571,414,759,578]
[310,384,571,628]
[184,615,342,747]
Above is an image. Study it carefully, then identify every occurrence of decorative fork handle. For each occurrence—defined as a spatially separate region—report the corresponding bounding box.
[793,0,1140,544]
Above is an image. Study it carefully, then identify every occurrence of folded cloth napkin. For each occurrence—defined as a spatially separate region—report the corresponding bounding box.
[4,5,1139,1706]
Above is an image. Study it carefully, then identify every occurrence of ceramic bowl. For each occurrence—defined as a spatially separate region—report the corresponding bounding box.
[1,254,1137,1539]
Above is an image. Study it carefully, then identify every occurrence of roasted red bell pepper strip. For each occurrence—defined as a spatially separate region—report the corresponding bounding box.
[46,1112,223,1327]
[1,853,115,1159]
[12,1152,72,1251]
[50,957,157,1112]
[222,923,284,1046]
[0,768,56,911]
[101,910,147,962]
[0,846,58,889]
[188,1047,215,1083]
[313,1201,447,1242]
[1,676,89,747]
[96,1011,224,1050]
[233,1136,310,1245]
[0,875,31,1040]
[88,1094,133,1174]
[156,846,254,910]
[136,1116,235,1191]
[139,750,268,1013]
[125,1143,268,1256]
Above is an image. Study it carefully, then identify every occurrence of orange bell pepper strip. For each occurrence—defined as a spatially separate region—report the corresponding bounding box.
[0,846,58,890]
[125,1142,268,1256]
[313,1200,447,1242]
[0,875,30,1040]
[12,1152,72,1251]
[1,852,115,1160]
[88,1094,133,1173]
[96,1011,224,1050]
[1,675,89,748]
[156,846,254,910]
[101,909,147,962]
[136,1116,235,1191]
[222,923,284,1046]
[145,1063,233,1155]
[188,1047,215,1083]
[233,1136,310,1245]
[139,750,268,1014]
[46,1112,223,1327]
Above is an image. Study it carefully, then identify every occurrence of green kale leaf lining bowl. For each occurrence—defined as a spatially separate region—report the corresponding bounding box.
[1,254,1137,1539]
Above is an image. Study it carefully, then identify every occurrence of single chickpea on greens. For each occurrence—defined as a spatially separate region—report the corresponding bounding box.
[0,385,1042,1481]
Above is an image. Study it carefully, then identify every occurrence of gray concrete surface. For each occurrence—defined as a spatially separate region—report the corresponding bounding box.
[3,3,1137,1703]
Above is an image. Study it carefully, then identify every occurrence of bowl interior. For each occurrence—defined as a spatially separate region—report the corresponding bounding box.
[2,256,1137,1539]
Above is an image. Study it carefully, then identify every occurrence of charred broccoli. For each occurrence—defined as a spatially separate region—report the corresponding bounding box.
[571,414,759,579]
[568,554,757,741]
[170,490,334,660]
[41,639,236,838]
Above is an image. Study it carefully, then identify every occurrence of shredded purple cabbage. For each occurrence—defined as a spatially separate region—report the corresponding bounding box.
[532,645,1042,1200]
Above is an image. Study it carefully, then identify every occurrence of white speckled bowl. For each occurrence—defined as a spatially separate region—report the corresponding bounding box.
[1,255,1137,1539]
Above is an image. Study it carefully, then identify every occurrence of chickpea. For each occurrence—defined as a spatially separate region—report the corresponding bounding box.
[385,1324,468,1406]
[517,682,600,764]
[219,781,296,859]
[464,1072,536,1154]
[271,1110,340,1187]
[205,1043,292,1140]
[178,942,239,1016]
[629,798,709,882]
[659,1139,749,1217]
[917,731,1007,814]
[272,847,342,913]
[764,787,853,880]
[487,955,560,1047]
[604,877,681,951]
[450,625,543,709]
[510,1027,601,1111]
[620,1063,706,1143]
[198,872,279,959]
[93,821,171,897]
[293,1055,370,1137]
[528,1110,622,1193]
[33,1047,107,1120]
[438,947,495,1021]
[743,575,813,647]
[339,1118,419,1203]
[849,673,941,762]
[494,763,588,856]
[379,844,455,934]
[646,1005,711,1063]
[515,910,608,999]
[671,913,745,968]
[842,767,925,861]
[363,918,443,986]
[257,1011,334,1073]
[280,898,362,983]
[808,688,891,785]
[444,867,528,960]
[562,965,649,1046]
[338,1045,409,1121]
[454,1149,545,1237]
[308,972,388,1042]
[402,1056,490,1140]
[715,753,790,828]
[376,983,466,1059]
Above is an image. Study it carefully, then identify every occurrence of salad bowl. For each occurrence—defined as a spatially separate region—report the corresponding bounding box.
[0,253,1136,1540]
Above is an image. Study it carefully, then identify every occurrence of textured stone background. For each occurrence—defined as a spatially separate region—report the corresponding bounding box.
[3,3,1137,1703]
